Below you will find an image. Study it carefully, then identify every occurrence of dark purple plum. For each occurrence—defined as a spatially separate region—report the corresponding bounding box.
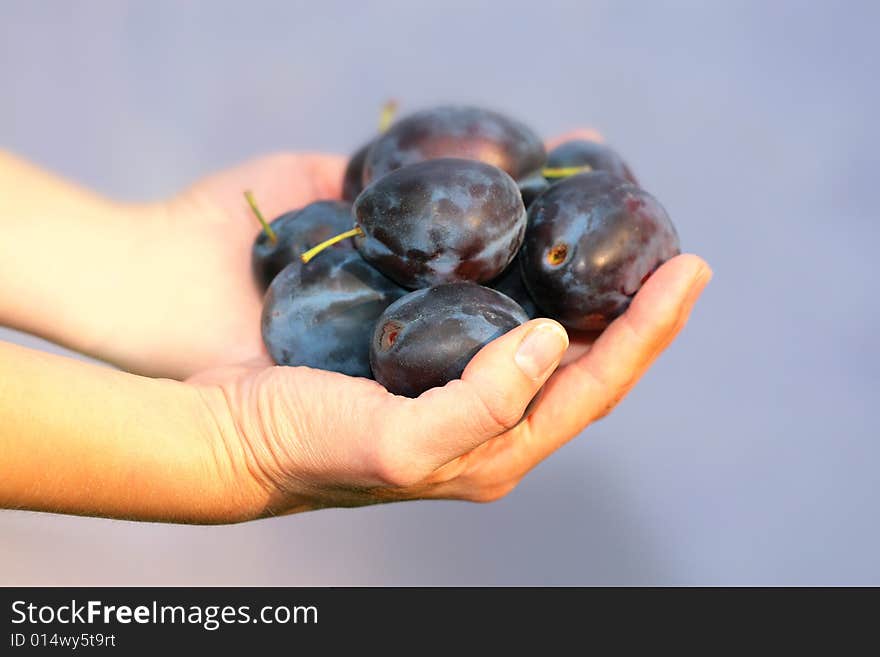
[370,283,529,397]
[342,142,370,202]
[342,100,399,201]
[518,172,551,209]
[488,255,538,318]
[353,158,526,289]
[545,140,638,185]
[363,105,546,186]
[262,249,406,377]
[252,200,354,290]
[520,172,680,330]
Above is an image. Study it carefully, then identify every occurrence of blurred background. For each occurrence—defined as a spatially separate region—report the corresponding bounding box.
[1,0,877,585]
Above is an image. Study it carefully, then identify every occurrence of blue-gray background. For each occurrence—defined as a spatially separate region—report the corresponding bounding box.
[1,1,877,585]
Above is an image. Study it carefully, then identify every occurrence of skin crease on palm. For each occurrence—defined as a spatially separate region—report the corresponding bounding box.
[162,129,712,517]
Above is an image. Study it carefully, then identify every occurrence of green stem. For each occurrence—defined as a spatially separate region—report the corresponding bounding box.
[300,227,364,263]
[244,190,277,245]
[379,99,399,133]
[542,164,593,179]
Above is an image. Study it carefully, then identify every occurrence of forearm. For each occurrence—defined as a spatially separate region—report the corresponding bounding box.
[0,340,252,523]
[0,152,149,361]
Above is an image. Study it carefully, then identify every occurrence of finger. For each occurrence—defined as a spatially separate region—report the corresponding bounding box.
[527,254,711,449]
[545,128,604,151]
[376,319,569,484]
[303,153,348,200]
[261,153,346,208]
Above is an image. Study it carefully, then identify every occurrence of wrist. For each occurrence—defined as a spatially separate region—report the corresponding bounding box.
[187,382,279,523]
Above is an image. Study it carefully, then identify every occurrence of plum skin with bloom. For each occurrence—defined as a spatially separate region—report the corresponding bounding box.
[370,282,529,398]
[353,158,527,289]
[252,200,354,290]
[362,105,546,186]
[520,172,680,330]
[342,142,370,202]
[545,139,638,185]
[262,249,406,377]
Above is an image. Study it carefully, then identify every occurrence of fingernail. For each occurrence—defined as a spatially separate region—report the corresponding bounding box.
[515,322,569,380]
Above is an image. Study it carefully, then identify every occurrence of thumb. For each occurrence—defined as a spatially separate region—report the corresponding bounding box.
[382,319,569,479]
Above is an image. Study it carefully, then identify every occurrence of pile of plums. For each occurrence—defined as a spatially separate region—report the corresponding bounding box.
[253,105,680,397]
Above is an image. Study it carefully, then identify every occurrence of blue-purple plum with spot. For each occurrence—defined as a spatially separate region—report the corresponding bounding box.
[520,172,680,330]
[262,249,406,377]
[370,282,529,398]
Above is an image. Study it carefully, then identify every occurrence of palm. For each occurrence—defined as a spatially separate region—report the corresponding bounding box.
[166,153,347,375]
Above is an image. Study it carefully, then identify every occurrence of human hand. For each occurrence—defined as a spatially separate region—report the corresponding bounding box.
[190,253,710,518]
[144,153,346,378]
[0,137,710,524]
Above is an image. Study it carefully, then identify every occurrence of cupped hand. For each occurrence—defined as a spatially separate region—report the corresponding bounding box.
[165,130,711,518]
[190,254,711,518]
[153,153,346,378]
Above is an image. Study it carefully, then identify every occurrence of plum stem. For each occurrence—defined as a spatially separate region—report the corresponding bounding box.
[542,165,593,179]
[378,99,399,133]
[244,190,278,245]
[300,226,364,263]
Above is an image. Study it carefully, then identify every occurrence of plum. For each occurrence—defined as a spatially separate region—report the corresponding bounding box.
[544,140,638,185]
[518,172,551,209]
[520,172,679,330]
[342,142,370,202]
[351,158,527,289]
[370,282,529,397]
[250,197,354,290]
[342,100,400,201]
[363,105,546,186]
[262,249,406,377]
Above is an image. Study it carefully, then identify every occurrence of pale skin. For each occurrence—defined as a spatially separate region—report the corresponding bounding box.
[0,131,711,524]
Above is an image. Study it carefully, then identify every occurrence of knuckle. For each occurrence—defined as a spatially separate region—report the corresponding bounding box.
[376,462,423,489]
[370,431,425,489]
[475,391,525,435]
